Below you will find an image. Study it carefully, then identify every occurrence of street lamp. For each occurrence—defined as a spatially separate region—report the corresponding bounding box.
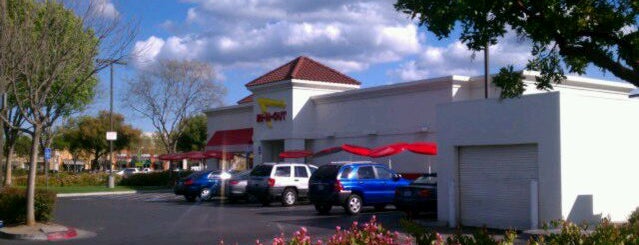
[97,59,126,188]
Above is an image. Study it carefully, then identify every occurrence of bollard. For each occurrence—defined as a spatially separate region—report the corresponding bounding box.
[108,175,115,188]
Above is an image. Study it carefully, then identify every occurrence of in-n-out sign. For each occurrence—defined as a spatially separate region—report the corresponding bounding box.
[106,131,117,141]
[256,98,287,128]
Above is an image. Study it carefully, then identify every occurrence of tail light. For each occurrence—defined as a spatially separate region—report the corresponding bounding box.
[418,189,431,197]
[334,180,344,191]
[229,180,239,185]
[184,179,194,186]
[268,178,275,187]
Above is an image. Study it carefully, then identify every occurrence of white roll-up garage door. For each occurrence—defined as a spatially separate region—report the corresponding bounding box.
[459,144,538,230]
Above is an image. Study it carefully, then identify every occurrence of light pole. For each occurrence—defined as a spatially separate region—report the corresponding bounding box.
[98,59,126,188]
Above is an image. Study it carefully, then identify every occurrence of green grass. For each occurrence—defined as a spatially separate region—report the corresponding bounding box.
[13,185,169,194]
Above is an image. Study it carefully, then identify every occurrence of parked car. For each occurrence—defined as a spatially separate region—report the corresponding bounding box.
[394,173,437,217]
[141,168,153,173]
[174,170,231,202]
[247,162,318,206]
[225,170,251,202]
[117,168,140,176]
[308,161,410,215]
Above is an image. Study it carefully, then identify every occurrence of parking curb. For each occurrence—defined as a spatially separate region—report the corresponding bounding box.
[0,229,47,241]
[0,224,87,241]
[56,190,137,197]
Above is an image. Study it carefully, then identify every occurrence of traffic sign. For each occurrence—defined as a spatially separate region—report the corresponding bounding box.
[44,148,51,161]
[106,131,117,141]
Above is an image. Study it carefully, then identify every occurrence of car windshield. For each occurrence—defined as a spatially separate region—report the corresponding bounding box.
[311,165,341,180]
[250,165,273,176]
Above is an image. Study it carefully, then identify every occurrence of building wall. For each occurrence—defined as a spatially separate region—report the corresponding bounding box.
[305,79,454,173]
[559,93,639,223]
[436,93,562,227]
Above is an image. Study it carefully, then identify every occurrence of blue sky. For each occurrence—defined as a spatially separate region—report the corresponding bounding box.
[88,0,627,132]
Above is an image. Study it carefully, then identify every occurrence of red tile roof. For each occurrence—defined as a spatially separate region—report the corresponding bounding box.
[237,94,254,104]
[245,56,361,87]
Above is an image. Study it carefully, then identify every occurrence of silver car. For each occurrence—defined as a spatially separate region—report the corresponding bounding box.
[225,170,250,202]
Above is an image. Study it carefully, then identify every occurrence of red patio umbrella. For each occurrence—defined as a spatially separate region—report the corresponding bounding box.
[204,150,234,160]
[279,150,313,159]
[158,153,185,161]
[184,151,206,160]
[341,144,371,157]
[368,142,408,158]
[405,142,437,155]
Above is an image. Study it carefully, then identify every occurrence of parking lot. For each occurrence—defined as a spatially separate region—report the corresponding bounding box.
[2,191,410,245]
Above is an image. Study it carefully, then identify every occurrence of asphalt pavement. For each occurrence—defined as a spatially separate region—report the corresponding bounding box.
[1,192,410,244]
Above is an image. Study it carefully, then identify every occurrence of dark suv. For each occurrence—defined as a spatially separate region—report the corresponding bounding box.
[308,161,410,215]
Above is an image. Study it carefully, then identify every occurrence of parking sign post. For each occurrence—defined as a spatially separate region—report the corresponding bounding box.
[44,148,51,189]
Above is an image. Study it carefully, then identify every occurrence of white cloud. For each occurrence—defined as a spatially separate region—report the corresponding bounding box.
[91,0,119,19]
[390,30,533,81]
[131,0,422,73]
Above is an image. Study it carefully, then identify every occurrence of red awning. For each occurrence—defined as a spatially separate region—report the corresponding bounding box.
[206,128,253,146]
[369,142,408,158]
[406,142,437,155]
[279,150,313,159]
[341,144,371,157]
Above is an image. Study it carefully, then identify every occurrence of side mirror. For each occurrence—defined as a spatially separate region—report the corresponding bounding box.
[392,174,402,181]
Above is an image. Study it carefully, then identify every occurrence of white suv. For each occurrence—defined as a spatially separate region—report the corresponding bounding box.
[247,162,318,206]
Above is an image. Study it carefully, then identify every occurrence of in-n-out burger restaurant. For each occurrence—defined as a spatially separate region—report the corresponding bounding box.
[204,56,639,230]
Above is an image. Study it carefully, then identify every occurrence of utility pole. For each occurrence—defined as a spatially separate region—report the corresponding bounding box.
[484,41,489,99]
[98,59,126,188]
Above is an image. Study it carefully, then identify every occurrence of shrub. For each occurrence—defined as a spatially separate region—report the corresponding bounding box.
[401,219,515,245]
[628,207,639,225]
[118,171,192,187]
[247,216,411,245]
[0,187,56,225]
[13,172,120,187]
[531,218,639,244]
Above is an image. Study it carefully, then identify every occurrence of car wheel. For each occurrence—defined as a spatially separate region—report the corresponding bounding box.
[199,188,213,201]
[314,203,332,214]
[185,195,196,202]
[374,204,386,211]
[344,194,362,215]
[281,188,297,206]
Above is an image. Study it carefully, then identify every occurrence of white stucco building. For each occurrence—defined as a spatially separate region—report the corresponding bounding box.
[205,56,639,230]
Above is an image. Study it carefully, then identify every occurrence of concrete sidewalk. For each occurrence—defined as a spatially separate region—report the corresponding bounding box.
[56,188,171,198]
[56,190,136,197]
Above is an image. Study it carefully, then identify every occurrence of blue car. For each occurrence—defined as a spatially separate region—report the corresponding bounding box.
[308,162,410,214]
[174,170,232,202]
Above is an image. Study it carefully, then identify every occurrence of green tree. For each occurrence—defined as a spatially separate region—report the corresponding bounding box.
[176,114,207,152]
[0,0,134,225]
[395,0,639,98]
[58,111,141,170]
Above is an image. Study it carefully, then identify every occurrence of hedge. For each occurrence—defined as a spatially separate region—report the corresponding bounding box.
[118,171,193,187]
[13,172,121,187]
[0,187,57,225]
